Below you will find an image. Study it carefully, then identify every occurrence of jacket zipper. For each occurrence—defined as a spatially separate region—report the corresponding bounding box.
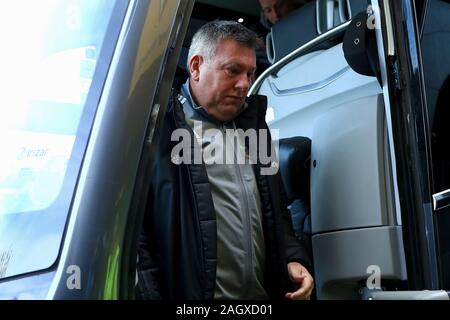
[227,122,254,297]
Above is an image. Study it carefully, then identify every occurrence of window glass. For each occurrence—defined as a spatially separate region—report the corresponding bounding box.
[0,0,124,279]
[420,0,450,290]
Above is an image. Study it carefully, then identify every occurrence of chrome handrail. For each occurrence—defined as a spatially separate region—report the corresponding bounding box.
[249,20,351,95]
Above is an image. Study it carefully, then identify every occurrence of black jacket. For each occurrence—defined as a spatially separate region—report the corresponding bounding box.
[137,91,311,300]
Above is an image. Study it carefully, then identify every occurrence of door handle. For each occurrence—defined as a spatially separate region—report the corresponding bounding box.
[433,189,450,211]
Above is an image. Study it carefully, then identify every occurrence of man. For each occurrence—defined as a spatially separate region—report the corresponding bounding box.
[137,20,313,300]
[259,0,303,26]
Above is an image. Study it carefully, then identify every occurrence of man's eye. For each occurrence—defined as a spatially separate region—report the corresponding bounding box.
[226,68,240,75]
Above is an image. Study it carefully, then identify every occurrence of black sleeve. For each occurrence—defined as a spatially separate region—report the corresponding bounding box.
[136,221,162,300]
[278,172,313,273]
[136,150,163,300]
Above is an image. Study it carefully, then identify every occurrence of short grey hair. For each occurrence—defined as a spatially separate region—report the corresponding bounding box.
[187,20,261,71]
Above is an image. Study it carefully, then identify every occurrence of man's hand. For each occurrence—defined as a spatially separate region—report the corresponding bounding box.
[285,262,314,300]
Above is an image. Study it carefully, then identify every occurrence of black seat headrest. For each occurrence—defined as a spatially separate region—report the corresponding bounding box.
[278,137,311,204]
[348,0,369,19]
[268,1,318,63]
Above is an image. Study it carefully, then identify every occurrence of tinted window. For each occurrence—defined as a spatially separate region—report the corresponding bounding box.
[421,0,450,290]
[0,0,124,279]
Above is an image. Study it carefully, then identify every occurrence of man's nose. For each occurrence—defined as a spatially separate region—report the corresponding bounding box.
[273,9,281,22]
[236,74,251,92]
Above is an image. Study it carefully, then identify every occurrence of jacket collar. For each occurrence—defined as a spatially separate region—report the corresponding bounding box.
[171,79,268,130]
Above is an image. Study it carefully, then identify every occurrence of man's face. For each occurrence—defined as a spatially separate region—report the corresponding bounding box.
[259,0,293,25]
[189,39,256,122]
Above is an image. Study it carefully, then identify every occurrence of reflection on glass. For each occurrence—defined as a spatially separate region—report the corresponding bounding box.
[0,0,118,279]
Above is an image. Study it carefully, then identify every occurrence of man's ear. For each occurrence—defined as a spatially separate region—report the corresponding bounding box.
[189,55,202,81]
